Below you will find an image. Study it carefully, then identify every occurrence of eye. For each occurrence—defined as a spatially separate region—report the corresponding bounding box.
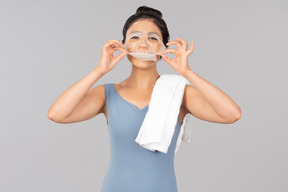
[131,36,139,39]
[149,37,158,41]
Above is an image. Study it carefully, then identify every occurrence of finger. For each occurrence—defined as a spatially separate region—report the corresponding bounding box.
[111,44,123,49]
[115,46,127,52]
[161,52,173,64]
[108,39,122,44]
[166,40,181,49]
[166,40,178,45]
[116,48,127,55]
[186,40,194,55]
[113,51,127,64]
[103,41,116,49]
[105,41,123,51]
[112,46,118,52]
[109,42,123,47]
[105,40,122,48]
[162,48,177,54]
[112,46,127,54]
[176,37,188,50]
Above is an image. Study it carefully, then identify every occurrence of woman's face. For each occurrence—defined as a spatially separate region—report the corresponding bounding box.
[125,19,163,64]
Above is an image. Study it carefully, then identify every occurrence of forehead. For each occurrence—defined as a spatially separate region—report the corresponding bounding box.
[127,20,162,39]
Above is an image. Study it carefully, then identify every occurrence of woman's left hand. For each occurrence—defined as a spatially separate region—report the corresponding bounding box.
[161,37,194,76]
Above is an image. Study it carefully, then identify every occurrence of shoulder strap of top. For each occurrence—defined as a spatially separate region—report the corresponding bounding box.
[104,83,113,107]
[104,83,112,123]
[104,83,110,101]
[104,83,118,117]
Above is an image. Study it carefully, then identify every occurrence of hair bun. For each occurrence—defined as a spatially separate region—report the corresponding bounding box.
[136,5,163,19]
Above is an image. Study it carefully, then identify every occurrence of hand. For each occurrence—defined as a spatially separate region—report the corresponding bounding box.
[96,39,127,75]
[161,37,194,76]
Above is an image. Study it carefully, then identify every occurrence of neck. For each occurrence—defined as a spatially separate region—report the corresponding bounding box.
[125,64,160,90]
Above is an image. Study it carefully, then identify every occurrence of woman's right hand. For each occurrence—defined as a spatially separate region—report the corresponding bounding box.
[96,39,127,75]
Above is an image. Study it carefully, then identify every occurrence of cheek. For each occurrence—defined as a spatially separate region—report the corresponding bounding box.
[127,46,133,52]
[151,44,162,53]
[124,42,137,52]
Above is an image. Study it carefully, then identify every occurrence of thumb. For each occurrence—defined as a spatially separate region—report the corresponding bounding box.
[112,51,127,65]
[161,53,172,64]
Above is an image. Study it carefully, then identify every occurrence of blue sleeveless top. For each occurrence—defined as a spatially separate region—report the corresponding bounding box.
[101,83,182,192]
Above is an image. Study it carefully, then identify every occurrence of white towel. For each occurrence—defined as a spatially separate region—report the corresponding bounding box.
[135,74,193,154]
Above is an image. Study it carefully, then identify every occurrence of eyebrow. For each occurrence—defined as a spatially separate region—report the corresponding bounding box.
[129,31,161,37]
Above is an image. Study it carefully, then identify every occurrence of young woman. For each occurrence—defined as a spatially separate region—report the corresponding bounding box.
[48,5,241,192]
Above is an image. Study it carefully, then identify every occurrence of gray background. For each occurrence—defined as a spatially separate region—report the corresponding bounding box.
[0,0,287,191]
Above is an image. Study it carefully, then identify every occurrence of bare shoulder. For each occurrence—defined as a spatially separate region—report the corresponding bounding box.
[90,84,105,97]
[182,84,203,114]
[182,84,195,105]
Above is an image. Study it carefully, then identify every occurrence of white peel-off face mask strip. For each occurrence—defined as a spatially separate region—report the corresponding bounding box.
[122,31,166,61]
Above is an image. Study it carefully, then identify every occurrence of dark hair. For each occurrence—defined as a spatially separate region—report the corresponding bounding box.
[122,6,170,50]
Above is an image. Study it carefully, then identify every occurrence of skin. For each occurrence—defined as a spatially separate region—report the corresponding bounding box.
[106,19,165,112]
[48,19,241,125]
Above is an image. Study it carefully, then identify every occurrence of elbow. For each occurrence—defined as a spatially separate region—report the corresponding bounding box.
[233,113,241,123]
[223,109,241,124]
[47,110,60,122]
[231,110,241,123]
[235,107,242,120]
[47,107,54,119]
[236,111,241,120]
[47,111,67,123]
[47,112,56,122]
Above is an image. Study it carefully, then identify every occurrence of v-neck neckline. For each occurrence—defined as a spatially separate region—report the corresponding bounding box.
[111,84,149,111]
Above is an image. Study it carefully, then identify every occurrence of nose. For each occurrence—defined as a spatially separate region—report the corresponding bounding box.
[138,36,148,49]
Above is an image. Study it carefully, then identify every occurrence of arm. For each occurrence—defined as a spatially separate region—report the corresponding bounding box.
[47,69,105,123]
[47,39,126,123]
[161,38,241,124]
[182,70,241,124]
